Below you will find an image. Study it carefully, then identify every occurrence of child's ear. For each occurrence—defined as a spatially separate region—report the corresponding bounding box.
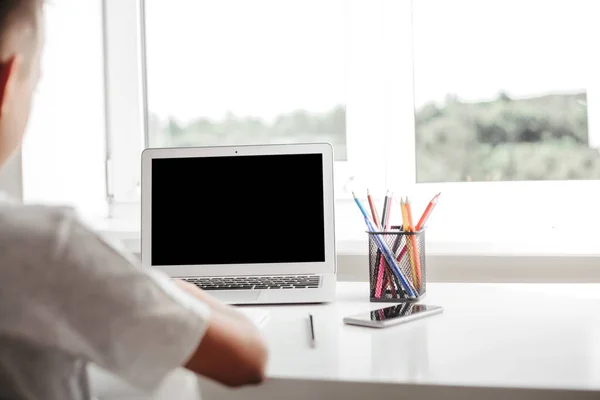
[0,55,21,118]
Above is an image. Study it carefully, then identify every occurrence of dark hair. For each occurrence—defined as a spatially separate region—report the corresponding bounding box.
[0,0,42,59]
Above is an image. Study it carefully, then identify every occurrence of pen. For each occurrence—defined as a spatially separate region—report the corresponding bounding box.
[381,190,390,230]
[309,314,316,348]
[416,192,441,231]
[384,193,393,230]
[375,192,393,297]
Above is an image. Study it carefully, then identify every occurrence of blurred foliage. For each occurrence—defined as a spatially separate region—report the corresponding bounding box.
[149,106,347,161]
[416,92,598,182]
[152,91,599,181]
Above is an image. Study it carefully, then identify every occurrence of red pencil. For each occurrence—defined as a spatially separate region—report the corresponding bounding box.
[415,192,441,231]
[366,189,381,229]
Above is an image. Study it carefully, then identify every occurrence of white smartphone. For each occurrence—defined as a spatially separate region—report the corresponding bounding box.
[343,303,443,328]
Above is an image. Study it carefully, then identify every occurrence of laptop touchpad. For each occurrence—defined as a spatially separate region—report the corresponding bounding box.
[209,290,260,304]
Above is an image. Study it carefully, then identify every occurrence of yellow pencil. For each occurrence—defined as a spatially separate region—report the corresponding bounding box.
[405,197,422,290]
[400,197,407,233]
[400,198,419,289]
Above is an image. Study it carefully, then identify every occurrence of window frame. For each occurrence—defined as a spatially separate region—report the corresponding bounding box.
[101,0,600,269]
[0,151,23,201]
[102,0,145,218]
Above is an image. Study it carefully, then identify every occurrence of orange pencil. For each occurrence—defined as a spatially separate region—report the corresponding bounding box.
[416,192,441,231]
[405,197,422,290]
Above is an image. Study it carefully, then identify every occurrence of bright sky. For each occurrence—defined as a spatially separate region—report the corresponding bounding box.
[145,0,347,122]
[146,0,596,121]
[413,0,595,107]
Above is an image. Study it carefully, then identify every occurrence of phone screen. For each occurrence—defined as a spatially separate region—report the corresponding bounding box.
[364,304,440,321]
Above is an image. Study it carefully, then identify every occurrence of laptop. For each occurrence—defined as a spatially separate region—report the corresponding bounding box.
[141,143,337,304]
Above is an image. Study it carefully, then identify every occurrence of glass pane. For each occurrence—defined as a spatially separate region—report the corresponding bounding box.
[144,0,347,160]
[23,0,105,218]
[413,0,597,182]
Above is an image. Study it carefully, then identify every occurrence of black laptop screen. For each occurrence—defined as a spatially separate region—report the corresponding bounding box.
[151,153,326,266]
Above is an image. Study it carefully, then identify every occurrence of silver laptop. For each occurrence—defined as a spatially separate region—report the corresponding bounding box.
[141,143,337,304]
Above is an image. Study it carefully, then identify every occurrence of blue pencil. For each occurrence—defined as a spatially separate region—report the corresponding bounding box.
[352,192,371,220]
[352,193,417,297]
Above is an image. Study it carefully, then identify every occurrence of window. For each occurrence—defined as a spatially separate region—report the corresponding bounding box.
[414,0,596,183]
[107,0,414,238]
[145,0,347,160]
[140,0,413,204]
[22,0,106,220]
[402,0,600,248]
[105,0,599,253]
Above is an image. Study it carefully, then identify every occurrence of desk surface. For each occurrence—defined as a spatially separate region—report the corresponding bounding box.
[91,282,600,399]
[252,282,600,392]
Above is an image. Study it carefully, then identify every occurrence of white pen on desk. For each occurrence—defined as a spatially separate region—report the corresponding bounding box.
[309,313,316,348]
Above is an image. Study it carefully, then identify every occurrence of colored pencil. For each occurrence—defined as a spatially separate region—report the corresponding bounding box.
[416,192,441,231]
[352,192,371,221]
[401,198,419,290]
[352,204,416,298]
[366,189,381,229]
[405,197,422,290]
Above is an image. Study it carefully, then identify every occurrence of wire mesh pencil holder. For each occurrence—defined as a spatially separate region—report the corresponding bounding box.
[367,227,426,302]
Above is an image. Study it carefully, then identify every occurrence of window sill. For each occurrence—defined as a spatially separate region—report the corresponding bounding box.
[336,237,600,257]
[94,225,600,258]
[90,201,600,258]
[90,216,600,284]
[99,195,600,259]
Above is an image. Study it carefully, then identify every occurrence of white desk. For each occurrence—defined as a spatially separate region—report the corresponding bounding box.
[92,282,600,399]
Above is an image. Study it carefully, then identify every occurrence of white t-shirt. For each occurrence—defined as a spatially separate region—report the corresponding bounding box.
[0,197,210,400]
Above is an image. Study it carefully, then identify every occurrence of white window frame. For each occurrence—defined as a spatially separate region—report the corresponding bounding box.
[100,0,600,281]
[102,0,145,219]
[0,151,23,201]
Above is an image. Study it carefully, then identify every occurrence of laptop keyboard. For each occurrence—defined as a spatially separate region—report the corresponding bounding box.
[183,275,321,290]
